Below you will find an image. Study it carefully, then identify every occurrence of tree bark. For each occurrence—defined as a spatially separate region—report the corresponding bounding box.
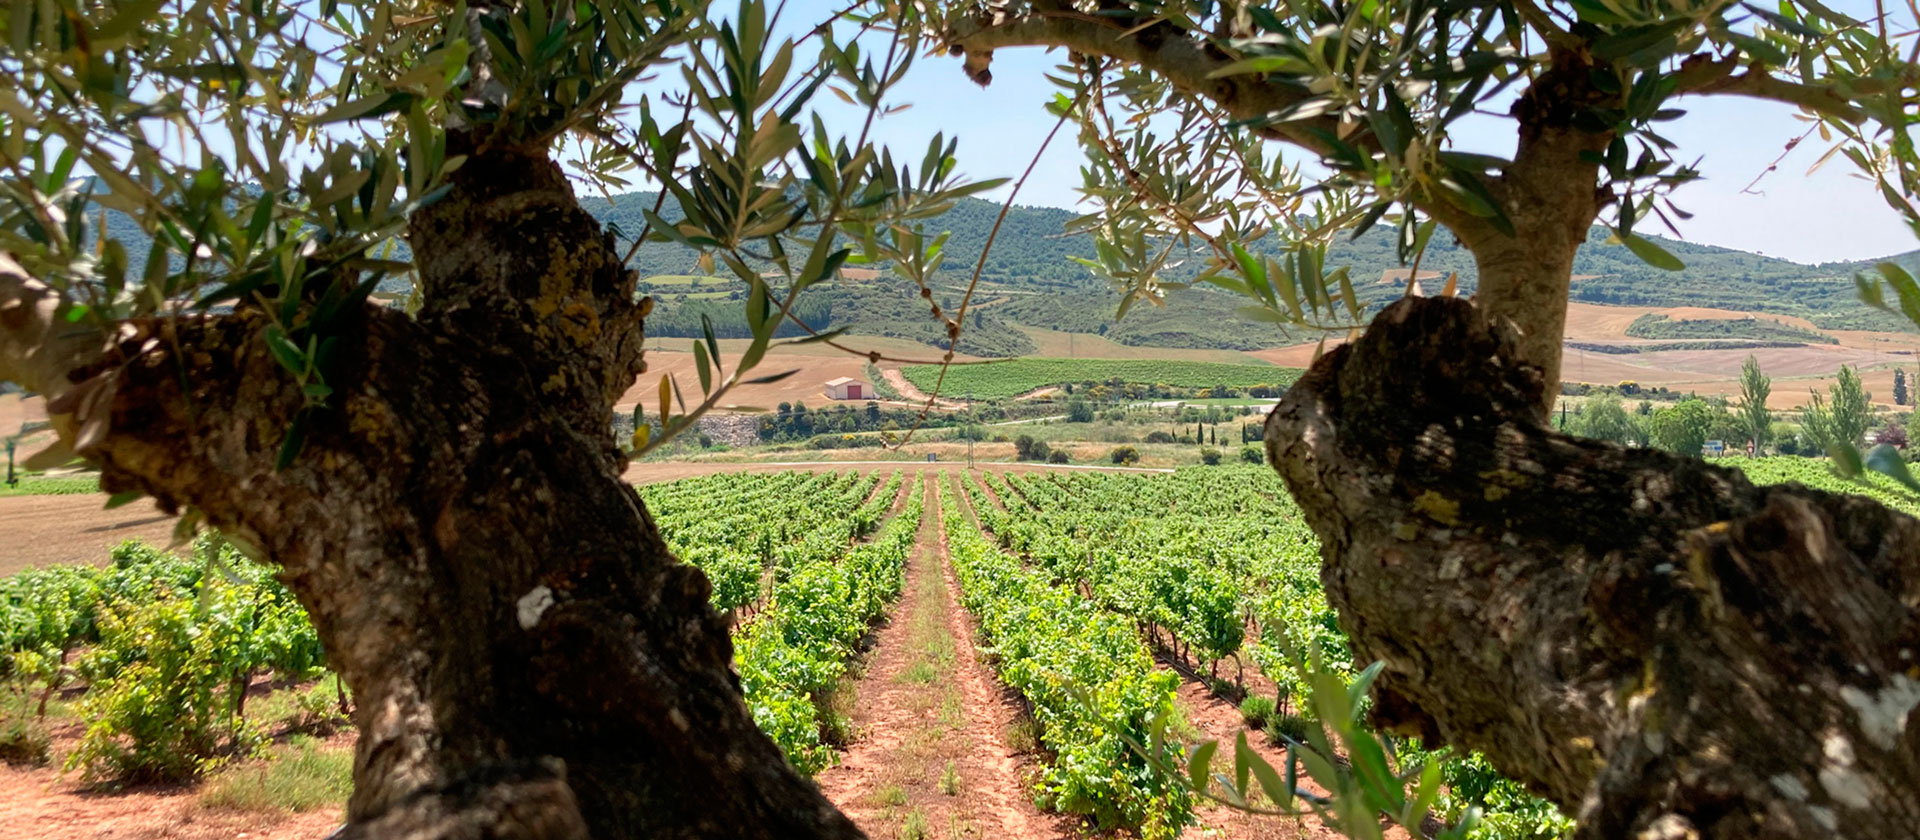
[1266,296,1920,839]
[1451,47,1611,410]
[4,140,861,838]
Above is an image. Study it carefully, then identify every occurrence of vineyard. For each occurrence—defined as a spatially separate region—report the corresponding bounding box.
[3,459,1916,837]
[952,467,1571,838]
[899,358,1301,400]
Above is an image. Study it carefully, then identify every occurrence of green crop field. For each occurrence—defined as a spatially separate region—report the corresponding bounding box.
[900,358,1302,400]
[1714,456,1920,515]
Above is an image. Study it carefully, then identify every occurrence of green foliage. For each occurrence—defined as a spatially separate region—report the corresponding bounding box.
[1800,366,1873,453]
[1625,314,1837,344]
[904,359,1299,402]
[645,471,920,774]
[939,760,962,796]
[1721,457,1920,517]
[1238,695,1277,730]
[1572,392,1638,445]
[1014,435,1051,462]
[0,474,101,497]
[969,467,1573,837]
[1647,399,1716,456]
[1240,446,1264,465]
[1199,447,1223,466]
[0,716,50,766]
[60,540,322,782]
[1067,397,1095,423]
[1109,446,1141,466]
[865,363,907,402]
[1434,753,1577,840]
[1738,357,1773,448]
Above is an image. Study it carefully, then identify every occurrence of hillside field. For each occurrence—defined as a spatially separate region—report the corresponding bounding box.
[899,358,1301,401]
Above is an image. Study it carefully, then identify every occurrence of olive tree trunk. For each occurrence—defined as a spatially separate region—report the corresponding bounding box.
[1266,296,1920,839]
[2,142,860,839]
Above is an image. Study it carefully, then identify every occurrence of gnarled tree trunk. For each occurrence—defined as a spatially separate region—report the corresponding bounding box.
[4,140,860,839]
[1266,296,1920,839]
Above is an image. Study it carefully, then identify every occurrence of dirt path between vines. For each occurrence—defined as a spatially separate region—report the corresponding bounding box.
[816,473,1069,840]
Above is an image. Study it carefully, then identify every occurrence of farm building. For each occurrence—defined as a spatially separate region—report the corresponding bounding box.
[823,377,871,400]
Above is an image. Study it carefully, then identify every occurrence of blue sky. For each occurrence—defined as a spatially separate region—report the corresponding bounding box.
[788,0,1916,265]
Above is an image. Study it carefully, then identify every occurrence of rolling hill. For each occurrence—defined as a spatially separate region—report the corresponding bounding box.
[75,185,1920,353]
[591,191,1920,348]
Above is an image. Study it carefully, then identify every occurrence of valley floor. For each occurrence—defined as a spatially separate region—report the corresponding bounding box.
[1,462,1357,839]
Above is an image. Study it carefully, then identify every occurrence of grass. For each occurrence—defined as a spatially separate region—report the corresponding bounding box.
[899,807,931,840]
[899,358,1300,401]
[197,736,352,814]
[0,474,102,497]
[899,660,940,685]
[938,760,961,796]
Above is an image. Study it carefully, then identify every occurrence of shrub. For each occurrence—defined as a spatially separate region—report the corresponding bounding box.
[68,589,269,782]
[1014,435,1051,462]
[1198,447,1222,466]
[0,717,50,766]
[1268,711,1314,746]
[1066,397,1095,423]
[1238,695,1276,730]
[1047,450,1070,464]
[1144,431,1176,444]
[65,543,323,783]
[1108,446,1141,466]
[1239,445,1263,464]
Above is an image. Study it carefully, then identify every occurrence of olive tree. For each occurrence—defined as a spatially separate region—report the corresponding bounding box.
[1571,390,1636,444]
[0,1,992,837]
[898,1,1920,837]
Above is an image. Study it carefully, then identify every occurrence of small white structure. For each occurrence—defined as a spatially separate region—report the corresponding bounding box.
[824,377,869,400]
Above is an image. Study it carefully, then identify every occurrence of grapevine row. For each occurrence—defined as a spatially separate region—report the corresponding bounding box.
[939,474,1193,835]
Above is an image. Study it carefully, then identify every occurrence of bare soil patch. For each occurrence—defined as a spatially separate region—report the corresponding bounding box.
[0,726,348,840]
[0,494,179,577]
[816,474,1068,840]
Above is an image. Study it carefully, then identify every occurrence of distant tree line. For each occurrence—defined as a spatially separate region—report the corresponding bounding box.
[1561,357,1892,459]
